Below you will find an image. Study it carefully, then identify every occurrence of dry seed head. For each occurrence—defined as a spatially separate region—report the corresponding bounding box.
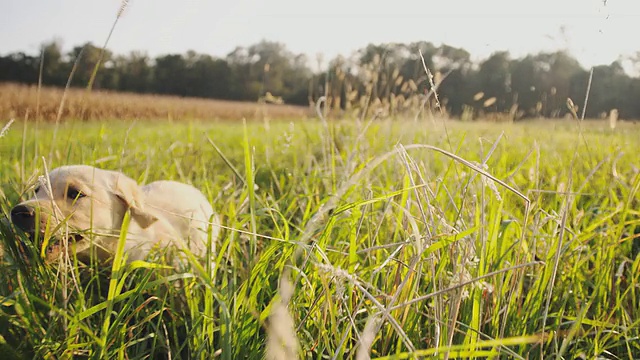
[609,108,618,130]
[528,167,536,183]
[0,118,14,138]
[483,97,497,107]
[473,92,485,101]
[117,0,130,18]
[447,268,472,300]
[373,54,381,66]
[434,71,442,85]
[566,97,579,119]
[481,173,502,201]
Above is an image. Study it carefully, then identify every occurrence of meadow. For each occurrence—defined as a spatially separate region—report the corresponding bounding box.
[0,113,639,359]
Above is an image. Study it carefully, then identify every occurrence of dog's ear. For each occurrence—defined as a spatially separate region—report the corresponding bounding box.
[110,172,157,229]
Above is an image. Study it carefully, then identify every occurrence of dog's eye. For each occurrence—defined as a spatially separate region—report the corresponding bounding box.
[34,185,41,193]
[67,187,86,200]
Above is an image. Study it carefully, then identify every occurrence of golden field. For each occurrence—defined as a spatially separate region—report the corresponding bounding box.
[0,83,313,122]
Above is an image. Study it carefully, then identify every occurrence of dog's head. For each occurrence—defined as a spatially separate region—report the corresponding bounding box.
[10,165,157,262]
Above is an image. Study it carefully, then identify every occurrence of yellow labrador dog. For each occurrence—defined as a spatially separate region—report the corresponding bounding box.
[10,165,219,266]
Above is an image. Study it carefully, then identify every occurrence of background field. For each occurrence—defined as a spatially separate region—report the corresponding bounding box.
[0,116,639,359]
[0,83,313,122]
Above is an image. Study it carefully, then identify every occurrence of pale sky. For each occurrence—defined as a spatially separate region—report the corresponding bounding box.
[2,0,639,71]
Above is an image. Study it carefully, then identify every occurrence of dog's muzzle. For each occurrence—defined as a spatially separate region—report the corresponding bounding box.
[10,204,38,235]
[10,204,87,263]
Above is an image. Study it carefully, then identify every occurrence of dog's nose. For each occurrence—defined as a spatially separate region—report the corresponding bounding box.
[11,204,36,232]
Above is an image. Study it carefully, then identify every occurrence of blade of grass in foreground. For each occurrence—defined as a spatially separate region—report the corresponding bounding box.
[372,334,544,359]
[243,119,258,260]
[97,210,131,356]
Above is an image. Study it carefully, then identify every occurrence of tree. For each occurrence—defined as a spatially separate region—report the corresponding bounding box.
[509,55,541,117]
[40,40,66,86]
[570,61,630,118]
[113,51,152,93]
[433,44,473,115]
[476,51,512,112]
[66,42,114,88]
[535,51,583,117]
[0,52,39,83]
[184,53,233,99]
[3,38,640,119]
[226,40,311,104]
[153,54,188,96]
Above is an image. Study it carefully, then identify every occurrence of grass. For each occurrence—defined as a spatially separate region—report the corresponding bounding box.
[0,83,313,122]
[0,116,639,359]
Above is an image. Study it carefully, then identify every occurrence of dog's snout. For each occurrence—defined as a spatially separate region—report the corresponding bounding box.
[11,204,37,232]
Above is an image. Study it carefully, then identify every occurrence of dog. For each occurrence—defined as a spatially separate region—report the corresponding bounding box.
[9,165,219,266]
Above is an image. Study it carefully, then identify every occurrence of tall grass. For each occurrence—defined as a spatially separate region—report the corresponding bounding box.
[0,117,638,358]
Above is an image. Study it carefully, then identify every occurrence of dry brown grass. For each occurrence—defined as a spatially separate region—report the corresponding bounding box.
[0,83,313,121]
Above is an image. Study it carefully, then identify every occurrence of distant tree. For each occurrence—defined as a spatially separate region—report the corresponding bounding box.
[184,53,233,99]
[510,55,543,117]
[247,41,288,97]
[398,41,437,92]
[0,52,39,83]
[113,51,152,93]
[570,61,631,118]
[153,54,188,96]
[357,43,406,101]
[282,53,312,105]
[476,51,512,112]
[40,40,67,86]
[534,51,583,117]
[433,44,474,115]
[3,38,640,118]
[226,46,258,100]
[66,42,114,89]
[318,54,357,111]
[624,78,640,118]
[226,40,311,104]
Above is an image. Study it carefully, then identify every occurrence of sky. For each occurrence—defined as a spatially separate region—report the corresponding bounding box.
[1,0,639,71]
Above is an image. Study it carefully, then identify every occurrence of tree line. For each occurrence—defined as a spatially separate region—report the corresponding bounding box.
[1,39,639,120]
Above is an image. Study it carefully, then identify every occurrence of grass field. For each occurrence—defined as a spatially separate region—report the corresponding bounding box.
[0,115,639,359]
